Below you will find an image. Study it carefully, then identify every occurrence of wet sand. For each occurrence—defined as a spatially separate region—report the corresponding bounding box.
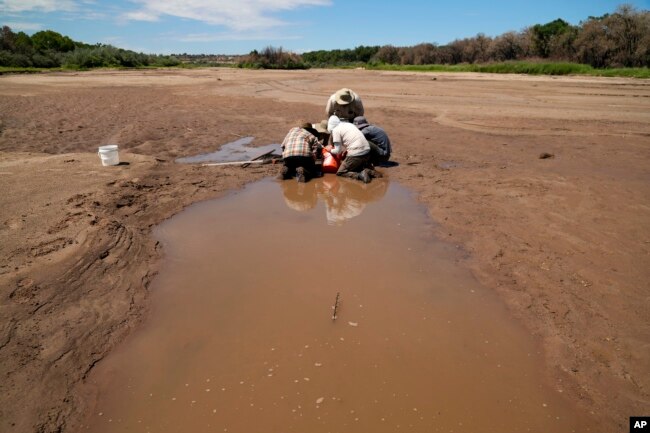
[0,68,649,432]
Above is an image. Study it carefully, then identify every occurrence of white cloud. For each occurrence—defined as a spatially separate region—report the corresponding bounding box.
[3,21,43,31]
[123,0,331,30]
[0,0,77,13]
[80,10,109,20]
[123,10,160,22]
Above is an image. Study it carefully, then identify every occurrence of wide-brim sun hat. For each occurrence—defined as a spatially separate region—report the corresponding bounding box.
[313,120,329,134]
[334,88,354,105]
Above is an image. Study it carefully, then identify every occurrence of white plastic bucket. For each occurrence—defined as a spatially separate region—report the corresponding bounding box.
[98,145,119,166]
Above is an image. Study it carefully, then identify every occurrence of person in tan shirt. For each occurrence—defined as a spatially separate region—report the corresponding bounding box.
[325,88,364,121]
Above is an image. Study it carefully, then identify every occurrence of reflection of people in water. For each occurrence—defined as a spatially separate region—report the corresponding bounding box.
[320,176,388,225]
[280,176,388,225]
[280,179,318,212]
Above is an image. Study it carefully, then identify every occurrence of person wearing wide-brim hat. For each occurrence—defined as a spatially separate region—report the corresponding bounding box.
[313,120,329,135]
[325,88,364,122]
[353,116,392,165]
[312,119,333,145]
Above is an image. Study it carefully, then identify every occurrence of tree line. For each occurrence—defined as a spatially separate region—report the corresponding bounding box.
[302,4,649,68]
[2,4,648,70]
[0,26,180,68]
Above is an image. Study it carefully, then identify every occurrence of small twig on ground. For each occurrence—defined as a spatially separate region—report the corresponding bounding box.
[332,292,340,321]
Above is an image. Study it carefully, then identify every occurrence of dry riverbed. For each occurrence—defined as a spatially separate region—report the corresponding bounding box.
[0,68,649,432]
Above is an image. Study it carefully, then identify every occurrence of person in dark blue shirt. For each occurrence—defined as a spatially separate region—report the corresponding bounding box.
[353,116,392,165]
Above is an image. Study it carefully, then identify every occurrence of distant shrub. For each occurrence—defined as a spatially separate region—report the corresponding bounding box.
[0,51,32,67]
[365,61,650,78]
[238,46,309,70]
[60,45,177,68]
[302,45,379,66]
[62,47,108,68]
[31,52,61,68]
[153,56,181,67]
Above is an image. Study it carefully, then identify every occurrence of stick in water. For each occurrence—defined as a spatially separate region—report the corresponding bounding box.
[332,292,340,321]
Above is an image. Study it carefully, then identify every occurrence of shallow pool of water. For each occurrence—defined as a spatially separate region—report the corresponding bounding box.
[175,137,281,164]
[80,177,594,433]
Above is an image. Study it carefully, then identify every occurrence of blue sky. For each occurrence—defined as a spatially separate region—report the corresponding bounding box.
[1,0,648,55]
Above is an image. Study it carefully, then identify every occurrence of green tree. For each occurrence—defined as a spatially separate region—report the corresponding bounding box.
[14,31,34,55]
[353,45,379,63]
[531,18,571,57]
[31,30,75,52]
[0,25,16,51]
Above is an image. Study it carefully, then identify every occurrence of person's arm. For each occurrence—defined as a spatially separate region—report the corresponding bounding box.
[309,136,321,159]
[327,128,343,155]
[330,141,343,155]
[280,130,290,151]
[329,128,344,155]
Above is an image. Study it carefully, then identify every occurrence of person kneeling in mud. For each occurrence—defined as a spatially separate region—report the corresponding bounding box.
[326,115,381,183]
[278,122,322,183]
[353,116,392,166]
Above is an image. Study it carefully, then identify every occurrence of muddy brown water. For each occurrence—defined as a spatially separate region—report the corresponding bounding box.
[80,177,594,433]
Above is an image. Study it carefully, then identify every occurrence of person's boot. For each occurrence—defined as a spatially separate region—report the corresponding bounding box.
[367,168,383,178]
[296,167,307,183]
[358,169,371,184]
[277,165,289,180]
